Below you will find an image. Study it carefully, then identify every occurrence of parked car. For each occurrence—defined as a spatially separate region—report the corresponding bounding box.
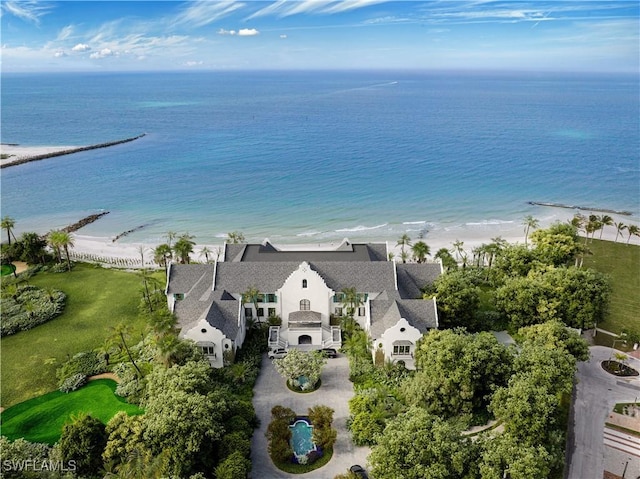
[349,465,369,478]
[321,348,338,358]
[268,348,288,359]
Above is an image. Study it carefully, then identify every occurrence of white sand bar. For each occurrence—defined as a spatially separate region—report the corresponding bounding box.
[0,144,80,166]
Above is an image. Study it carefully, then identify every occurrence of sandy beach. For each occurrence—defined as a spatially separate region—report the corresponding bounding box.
[67,209,639,270]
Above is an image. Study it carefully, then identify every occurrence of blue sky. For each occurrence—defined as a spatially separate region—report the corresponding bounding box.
[1,1,638,72]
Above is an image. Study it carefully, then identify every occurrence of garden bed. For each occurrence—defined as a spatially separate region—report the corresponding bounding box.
[601,360,639,377]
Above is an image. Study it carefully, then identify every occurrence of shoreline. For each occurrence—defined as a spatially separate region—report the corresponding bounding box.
[0,134,146,168]
[65,219,639,270]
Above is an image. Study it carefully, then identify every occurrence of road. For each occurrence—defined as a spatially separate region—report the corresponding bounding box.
[566,346,640,479]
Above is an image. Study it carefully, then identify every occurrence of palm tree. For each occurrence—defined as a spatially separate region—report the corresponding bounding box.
[173,233,195,264]
[411,241,430,263]
[434,248,457,271]
[153,243,172,270]
[627,225,639,245]
[396,234,412,263]
[452,239,468,267]
[164,231,177,249]
[615,222,626,243]
[199,246,212,263]
[242,286,261,322]
[399,250,410,264]
[108,322,142,377]
[138,268,160,313]
[586,214,601,242]
[226,231,245,244]
[48,230,74,271]
[1,216,16,245]
[136,245,148,267]
[599,215,614,239]
[341,286,363,317]
[522,215,539,246]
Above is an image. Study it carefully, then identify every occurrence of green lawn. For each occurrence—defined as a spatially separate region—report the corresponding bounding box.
[1,263,149,407]
[0,379,143,444]
[582,239,640,335]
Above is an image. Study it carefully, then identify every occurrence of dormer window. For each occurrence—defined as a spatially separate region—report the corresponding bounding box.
[302,279,308,289]
[300,299,310,311]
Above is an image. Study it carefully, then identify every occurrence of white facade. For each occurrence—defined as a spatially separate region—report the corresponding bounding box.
[372,317,423,370]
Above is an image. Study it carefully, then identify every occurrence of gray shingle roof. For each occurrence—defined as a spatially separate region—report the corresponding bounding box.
[396,263,442,299]
[204,292,240,339]
[166,264,214,295]
[230,242,388,263]
[370,297,438,338]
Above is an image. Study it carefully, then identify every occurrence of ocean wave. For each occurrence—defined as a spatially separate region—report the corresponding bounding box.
[296,231,322,237]
[402,221,426,225]
[465,220,515,226]
[335,223,388,233]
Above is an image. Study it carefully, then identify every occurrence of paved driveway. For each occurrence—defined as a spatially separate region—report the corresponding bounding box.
[566,346,640,479]
[250,353,371,479]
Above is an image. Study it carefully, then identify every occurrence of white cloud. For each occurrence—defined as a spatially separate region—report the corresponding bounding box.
[56,25,74,42]
[280,34,288,39]
[1,1,51,24]
[89,48,114,59]
[54,51,67,58]
[322,0,389,14]
[247,0,389,19]
[184,60,204,67]
[173,1,245,28]
[238,28,259,36]
[218,29,237,35]
[72,43,91,52]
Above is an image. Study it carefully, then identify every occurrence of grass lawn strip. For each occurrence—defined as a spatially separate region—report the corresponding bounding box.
[582,240,640,335]
[1,263,148,407]
[0,379,143,445]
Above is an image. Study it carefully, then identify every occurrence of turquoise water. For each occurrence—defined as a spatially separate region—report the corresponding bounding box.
[289,419,315,457]
[1,71,638,244]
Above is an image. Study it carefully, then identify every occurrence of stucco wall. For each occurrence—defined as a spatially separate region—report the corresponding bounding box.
[278,262,332,330]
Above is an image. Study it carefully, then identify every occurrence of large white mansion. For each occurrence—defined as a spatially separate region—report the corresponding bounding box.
[165,240,441,369]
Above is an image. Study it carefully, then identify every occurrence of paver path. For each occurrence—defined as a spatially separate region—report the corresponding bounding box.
[251,353,371,478]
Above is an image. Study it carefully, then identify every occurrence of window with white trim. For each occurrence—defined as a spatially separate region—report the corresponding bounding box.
[393,345,411,356]
[300,299,310,311]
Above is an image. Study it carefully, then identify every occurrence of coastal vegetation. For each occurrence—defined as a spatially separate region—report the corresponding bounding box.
[1,258,266,478]
[1,263,146,407]
[0,284,66,336]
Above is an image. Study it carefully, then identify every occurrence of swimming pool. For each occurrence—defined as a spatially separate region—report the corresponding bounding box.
[289,418,316,458]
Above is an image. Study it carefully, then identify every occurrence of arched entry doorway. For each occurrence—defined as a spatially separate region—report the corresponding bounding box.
[298,334,312,345]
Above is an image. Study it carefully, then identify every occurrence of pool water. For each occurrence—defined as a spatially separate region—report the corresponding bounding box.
[289,419,315,457]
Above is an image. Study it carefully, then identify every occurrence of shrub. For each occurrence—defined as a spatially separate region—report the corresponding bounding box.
[57,351,108,385]
[113,362,146,404]
[59,373,88,393]
[0,436,53,479]
[215,450,251,479]
[219,432,251,460]
[0,285,65,337]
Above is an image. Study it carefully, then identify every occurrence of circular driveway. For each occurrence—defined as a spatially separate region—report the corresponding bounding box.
[250,353,371,478]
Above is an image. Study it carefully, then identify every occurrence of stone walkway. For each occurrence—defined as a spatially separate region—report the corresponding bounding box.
[250,353,371,478]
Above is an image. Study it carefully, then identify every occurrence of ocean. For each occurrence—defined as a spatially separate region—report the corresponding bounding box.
[1,70,638,247]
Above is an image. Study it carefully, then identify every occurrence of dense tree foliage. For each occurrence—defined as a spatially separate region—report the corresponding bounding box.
[368,407,477,479]
[402,329,514,418]
[58,413,107,477]
[429,270,482,329]
[529,222,581,266]
[496,266,610,330]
